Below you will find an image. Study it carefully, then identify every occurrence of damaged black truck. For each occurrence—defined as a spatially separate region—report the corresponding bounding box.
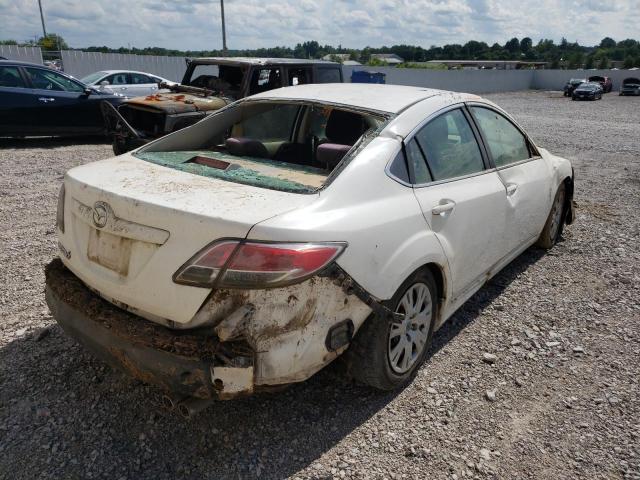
[102,57,343,155]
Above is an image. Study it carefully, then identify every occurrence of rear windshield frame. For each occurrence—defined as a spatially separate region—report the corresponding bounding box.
[135,98,394,195]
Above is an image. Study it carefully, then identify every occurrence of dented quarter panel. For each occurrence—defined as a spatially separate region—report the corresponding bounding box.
[197,277,372,385]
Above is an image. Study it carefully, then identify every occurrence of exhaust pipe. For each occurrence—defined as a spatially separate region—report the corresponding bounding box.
[177,397,214,419]
[161,393,188,410]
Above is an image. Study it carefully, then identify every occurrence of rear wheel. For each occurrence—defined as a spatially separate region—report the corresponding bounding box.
[536,183,566,249]
[344,270,437,390]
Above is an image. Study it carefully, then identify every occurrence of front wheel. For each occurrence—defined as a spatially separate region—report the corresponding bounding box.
[536,183,566,249]
[344,270,437,390]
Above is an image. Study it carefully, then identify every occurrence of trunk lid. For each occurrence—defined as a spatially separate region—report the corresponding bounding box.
[59,154,316,325]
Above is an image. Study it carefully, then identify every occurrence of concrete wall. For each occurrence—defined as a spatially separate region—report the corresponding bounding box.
[0,45,43,64]
[342,65,534,93]
[532,69,633,91]
[60,51,188,82]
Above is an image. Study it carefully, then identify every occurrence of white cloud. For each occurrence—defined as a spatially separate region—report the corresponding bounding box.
[0,0,637,50]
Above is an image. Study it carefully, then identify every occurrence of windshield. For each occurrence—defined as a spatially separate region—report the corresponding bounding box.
[136,100,387,193]
[81,71,108,84]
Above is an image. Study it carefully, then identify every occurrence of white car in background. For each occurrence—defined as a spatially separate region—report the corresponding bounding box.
[80,70,175,97]
[46,84,575,417]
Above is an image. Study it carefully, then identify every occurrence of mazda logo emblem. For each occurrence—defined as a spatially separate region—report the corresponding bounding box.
[92,202,109,228]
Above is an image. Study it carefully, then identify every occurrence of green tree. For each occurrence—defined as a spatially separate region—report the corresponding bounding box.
[520,37,533,53]
[504,37,520,54]
[597,56,609,69]
[38,34,68,51]
[585,55,595,69]
[623,56,634,69]
[567,52,584,69]
[599,37,616,49]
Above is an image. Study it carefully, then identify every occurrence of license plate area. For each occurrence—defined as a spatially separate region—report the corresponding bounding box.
[87,228,133,276]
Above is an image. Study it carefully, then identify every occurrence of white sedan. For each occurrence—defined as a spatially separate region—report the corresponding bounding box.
[80,70,175,97]
[47,84,575,416]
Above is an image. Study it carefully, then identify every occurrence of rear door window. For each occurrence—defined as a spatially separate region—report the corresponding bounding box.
[287,67,311,86]
[249,68,282,94]
[470,107,530,167]
[239,104,300,142]
[24,68,84,92]
[316,68,341,83]
[414,109,485,181]
[105,73,129,85]
[405,138,432,184]
[130,73,153,84]
[0,66,26,88]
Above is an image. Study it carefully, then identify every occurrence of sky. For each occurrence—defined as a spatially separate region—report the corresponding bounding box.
[1,0,637,50]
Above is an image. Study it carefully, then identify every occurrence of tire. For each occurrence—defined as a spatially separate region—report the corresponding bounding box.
[344,269,438,390]
[536,183,566,249]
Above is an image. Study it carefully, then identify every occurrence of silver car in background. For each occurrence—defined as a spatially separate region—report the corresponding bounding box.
[80,70,175,97]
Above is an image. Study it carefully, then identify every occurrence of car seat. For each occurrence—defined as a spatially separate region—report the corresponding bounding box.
[315,110,366,170]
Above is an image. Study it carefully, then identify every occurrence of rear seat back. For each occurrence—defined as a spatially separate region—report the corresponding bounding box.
[225,137,269,158]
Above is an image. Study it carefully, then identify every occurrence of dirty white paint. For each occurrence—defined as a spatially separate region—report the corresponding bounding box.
[59,155,318,324]
[56,84,574,390]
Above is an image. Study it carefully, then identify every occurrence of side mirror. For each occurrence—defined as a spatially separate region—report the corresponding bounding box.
[83,87,93,95]
[99,80,109,89]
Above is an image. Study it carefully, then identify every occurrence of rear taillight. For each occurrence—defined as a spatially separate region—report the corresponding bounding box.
[56,184,65,233]
[173,240,346,289]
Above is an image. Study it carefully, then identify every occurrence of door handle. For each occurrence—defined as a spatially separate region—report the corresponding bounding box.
[120,87,128,90]
[38,97,55,103]
[506,183,518,196]
[431,201,456,216]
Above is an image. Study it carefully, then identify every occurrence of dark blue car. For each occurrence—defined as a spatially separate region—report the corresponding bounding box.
[0,60,125,137]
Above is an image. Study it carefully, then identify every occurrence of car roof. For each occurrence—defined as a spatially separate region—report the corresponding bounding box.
[247,83,480,114]
[0,59,48,67]
[191,57,338,66]
[94,70,164,76]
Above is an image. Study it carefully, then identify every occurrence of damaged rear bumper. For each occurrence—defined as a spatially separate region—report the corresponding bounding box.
[45,259,376,399]
[45,258,253,399]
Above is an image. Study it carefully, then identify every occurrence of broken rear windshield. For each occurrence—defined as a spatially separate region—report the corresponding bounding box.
[135,100,387,193]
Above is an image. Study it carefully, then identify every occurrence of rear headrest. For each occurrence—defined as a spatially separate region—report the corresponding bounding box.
[316,143,351,170]
[225,137,269,158]
[325,110,366,145]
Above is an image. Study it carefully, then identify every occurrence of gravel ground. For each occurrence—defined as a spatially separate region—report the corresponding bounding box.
[0,91,638,480]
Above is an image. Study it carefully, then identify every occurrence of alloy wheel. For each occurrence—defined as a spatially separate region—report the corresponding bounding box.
[549,188,566,242]
[387,283,432,374]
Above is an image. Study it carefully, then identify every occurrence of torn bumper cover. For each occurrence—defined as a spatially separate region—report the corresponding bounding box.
[45,258,253,399]
[45,259,376,399]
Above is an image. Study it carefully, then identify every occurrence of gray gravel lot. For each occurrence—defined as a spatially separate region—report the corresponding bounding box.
[0,91,639,480]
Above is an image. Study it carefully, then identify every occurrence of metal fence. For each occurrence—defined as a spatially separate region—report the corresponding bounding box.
[0,45,43,64]
[60,50,188,82]
[343,65,637,93]
[342,65,533,93]
[2,46,635,93]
